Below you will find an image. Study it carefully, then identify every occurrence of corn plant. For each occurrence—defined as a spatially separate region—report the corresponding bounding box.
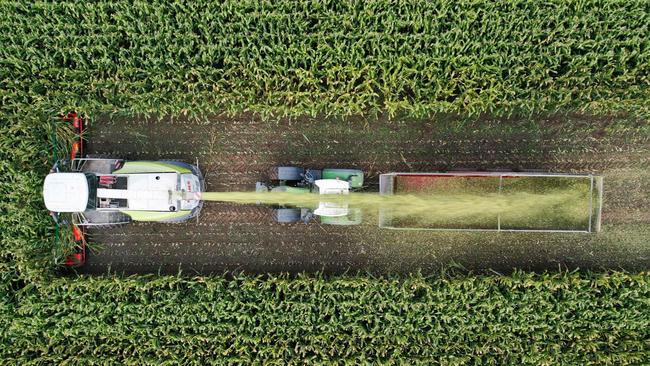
[1,0,648,120]
[2,271,648,364]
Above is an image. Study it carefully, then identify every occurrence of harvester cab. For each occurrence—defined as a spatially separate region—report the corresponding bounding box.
[44,172,94,213]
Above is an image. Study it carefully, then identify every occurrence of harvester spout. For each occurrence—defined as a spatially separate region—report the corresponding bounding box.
[171,190,203,201]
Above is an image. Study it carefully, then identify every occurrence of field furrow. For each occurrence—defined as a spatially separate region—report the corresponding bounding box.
[78,114,650,275]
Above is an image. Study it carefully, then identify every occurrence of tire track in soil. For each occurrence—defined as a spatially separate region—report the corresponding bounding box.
[79,114,650,275]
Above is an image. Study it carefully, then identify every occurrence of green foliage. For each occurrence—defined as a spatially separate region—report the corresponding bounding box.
[3,271,649,364]
[0,112,57,284]
[1,0,649,119]
[0,1,648,363]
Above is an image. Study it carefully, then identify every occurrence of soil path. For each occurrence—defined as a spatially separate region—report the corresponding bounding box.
[79,115,650,275]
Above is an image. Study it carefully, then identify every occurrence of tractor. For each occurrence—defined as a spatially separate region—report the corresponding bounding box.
[256,166,364,225]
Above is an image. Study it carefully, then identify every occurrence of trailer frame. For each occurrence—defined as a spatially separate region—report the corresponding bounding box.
[379,172,604,233]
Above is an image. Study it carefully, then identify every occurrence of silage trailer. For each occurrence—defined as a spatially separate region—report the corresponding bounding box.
[378,172,603,233]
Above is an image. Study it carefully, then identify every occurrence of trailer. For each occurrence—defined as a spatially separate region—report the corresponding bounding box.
[379,172,603,233]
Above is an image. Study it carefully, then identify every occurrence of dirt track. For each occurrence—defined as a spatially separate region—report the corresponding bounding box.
[79,114,650,275]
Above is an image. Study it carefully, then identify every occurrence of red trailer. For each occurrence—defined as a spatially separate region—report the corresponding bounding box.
[379,172,603,233]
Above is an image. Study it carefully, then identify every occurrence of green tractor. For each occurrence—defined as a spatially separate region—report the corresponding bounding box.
[256,166,364,225]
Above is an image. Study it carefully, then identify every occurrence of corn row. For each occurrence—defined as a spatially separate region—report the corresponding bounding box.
[1,0,648,118]
[3,272,649,364]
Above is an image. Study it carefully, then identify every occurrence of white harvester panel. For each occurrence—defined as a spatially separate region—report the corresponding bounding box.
[315,179,350,194]
[43,173,89,212]
[99,173,178,211]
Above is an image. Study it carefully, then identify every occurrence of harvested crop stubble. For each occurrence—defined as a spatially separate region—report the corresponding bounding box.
[4,272,649,364]
[1,0,649,118]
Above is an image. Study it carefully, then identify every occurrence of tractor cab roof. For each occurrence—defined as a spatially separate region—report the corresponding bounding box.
[314,179,350,194]
[314,201,349,217]
[43,173,89,212]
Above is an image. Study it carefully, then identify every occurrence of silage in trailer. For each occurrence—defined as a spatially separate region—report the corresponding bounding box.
[379,173,603,232]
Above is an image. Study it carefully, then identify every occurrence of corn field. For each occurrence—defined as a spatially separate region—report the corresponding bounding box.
[1,0,649,363]
[1,0,649,118]
[1,272,647,364]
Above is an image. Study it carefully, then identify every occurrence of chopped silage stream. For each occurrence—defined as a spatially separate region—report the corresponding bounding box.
[200,188,591,230]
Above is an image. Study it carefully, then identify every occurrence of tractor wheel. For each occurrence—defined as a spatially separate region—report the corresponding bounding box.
[305,169,322,181]
[274,208,301,223]
[272,166,304,181]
